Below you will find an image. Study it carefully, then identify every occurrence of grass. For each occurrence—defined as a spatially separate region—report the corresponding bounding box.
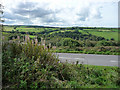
[89,31,118,41]
[2,32,9,34]
[17,27,44,32]
[4,26,14,31]
[49,30,74,34]
[55,46,120,55]
[84,29,118,41]
[78,30,88,34]
[4,26,45,32]
[28,35,36,38]
[55,50,119,55]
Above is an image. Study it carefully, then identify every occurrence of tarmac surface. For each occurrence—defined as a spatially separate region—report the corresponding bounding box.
[54,53,119,67]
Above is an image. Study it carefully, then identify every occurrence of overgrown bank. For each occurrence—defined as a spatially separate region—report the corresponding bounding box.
[2,40,120,88]
[54,46,119,55]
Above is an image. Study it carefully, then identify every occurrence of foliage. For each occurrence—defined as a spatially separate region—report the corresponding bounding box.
[2,41,120,88]
[2,25,119,55]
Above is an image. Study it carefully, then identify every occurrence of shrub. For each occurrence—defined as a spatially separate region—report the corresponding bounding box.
[2,40,120,88]
[2,40,60,88]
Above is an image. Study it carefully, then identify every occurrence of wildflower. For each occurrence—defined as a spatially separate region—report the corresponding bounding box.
[9,40,13,43]
[31,40,34,45]
[25,35,30,42]
[49,43,51,48]
[17,36,20,40]
[12,37,15,40]
[35,38,38,45]
[2,36,5,40]
[23,36,25,42]
[52,46,56,49]
[41,37,43,45]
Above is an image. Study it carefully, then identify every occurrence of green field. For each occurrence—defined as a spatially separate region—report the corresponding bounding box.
[4,26,43,32]
[17,27,44,32]
[4,26,118,41]
[2,25,119,55]
[4,26,14,31]
[84,29,119,41]
[29,35,36,38]
[49,30,74,34]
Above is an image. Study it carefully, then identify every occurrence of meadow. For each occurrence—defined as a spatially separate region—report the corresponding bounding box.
[84,29,119,41]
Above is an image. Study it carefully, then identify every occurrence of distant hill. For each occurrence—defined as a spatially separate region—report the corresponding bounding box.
[3,25,117,29]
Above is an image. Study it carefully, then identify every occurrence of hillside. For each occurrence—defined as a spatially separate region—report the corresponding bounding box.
[2,25,120,55]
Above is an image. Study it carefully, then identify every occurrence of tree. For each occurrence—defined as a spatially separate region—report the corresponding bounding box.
[14,26,17,29]
[111,38,115,41]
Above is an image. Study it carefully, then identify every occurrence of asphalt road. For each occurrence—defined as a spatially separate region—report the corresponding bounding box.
[54,53,120,67]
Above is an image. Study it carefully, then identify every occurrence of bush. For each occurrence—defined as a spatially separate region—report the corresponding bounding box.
[2,40,60,88]
[2,40,120,88]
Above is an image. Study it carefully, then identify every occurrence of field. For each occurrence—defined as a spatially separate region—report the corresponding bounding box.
[4,26,119,41]
[2,25,120,55]
[4,26,44,32]
[84,29,119,41]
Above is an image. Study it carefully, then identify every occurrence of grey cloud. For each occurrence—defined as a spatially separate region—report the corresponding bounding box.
[15,2,54,17]
[30,8,53,18]
[4,12,26,20]
[77,7,90,21]
[41,14,61,23]
[77,6,102,21]
[4,11,33,24]
[18,2,36,9]
[12,2,37,16]
[6,1,60,24]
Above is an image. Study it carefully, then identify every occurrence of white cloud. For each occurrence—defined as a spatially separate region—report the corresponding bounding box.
[1,0,118,27]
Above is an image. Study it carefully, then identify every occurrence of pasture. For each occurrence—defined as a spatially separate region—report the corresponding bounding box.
[4,26,118,41]
[84,29,118,41]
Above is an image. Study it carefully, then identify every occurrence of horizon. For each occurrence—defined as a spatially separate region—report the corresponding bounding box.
[3,24,118,28]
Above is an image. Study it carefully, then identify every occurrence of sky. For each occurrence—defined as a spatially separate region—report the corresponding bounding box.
[0,0,119,27]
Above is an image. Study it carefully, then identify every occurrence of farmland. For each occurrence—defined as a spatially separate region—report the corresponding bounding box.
[2,25,120,55]
[84,29,118,41]
[4,26,119,41]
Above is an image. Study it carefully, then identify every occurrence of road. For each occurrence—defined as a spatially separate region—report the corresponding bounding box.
[54,53,119,67]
